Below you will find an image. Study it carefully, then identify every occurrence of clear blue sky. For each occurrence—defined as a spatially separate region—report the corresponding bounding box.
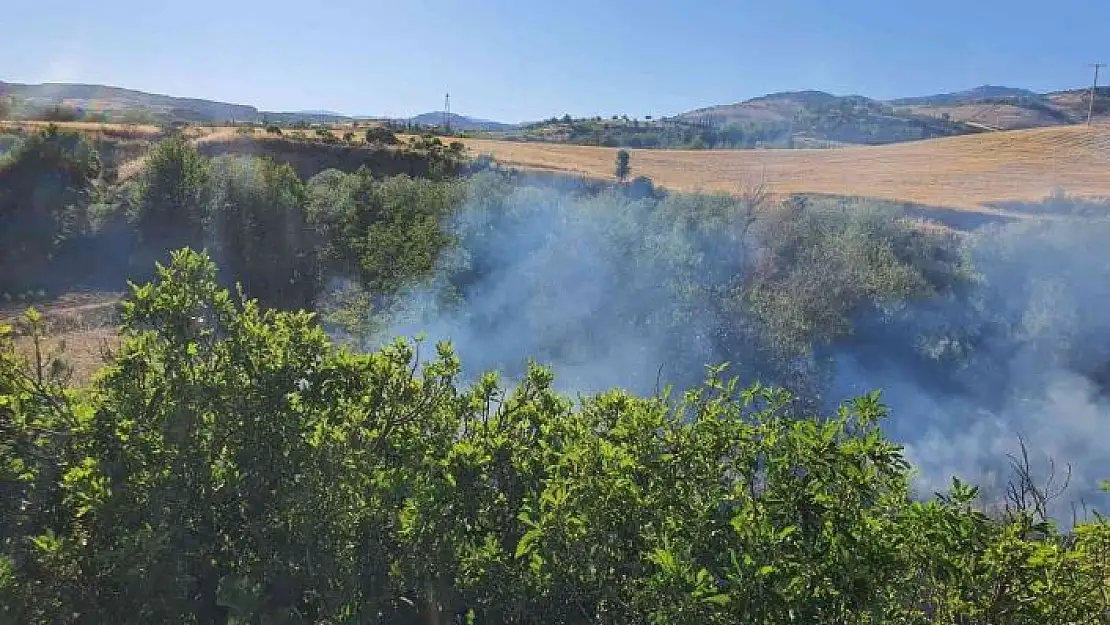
[2,0,1106,122]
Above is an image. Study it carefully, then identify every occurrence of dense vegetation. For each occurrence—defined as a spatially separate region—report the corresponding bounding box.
[3,123,1110,623]
[2,250,1109,624]
[0,126,466,305]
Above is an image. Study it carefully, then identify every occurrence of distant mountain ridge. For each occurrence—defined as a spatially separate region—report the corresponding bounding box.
[674,84,1109,136]
[0,81,260,122]
[407,111,518,131]
[2,79,1105,140]
[0,80,519,128]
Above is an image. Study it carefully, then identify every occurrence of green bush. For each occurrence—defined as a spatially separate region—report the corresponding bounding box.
[133,135,210,252]
[307,168,465,305]
[365,125,400,145]
[207,155,318,309]
[1,249,1108,624]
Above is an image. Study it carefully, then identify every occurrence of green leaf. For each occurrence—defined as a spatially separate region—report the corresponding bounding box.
[515,528,542,559]
[701,593,731,606]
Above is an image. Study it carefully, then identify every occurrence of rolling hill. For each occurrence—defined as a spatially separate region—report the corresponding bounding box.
[671,85,1110,138]
[0,80,519,130]
[891,86,1110,130]
[5,78,1107,143]
[0,81,260,122]
[888,85,1042,106]
[0,81,382,125]
[670,90,980,145]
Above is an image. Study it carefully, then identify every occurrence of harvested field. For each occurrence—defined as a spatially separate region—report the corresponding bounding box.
[454,124,1110,211]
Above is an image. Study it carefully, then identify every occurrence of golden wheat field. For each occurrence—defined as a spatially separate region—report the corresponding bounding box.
[454,124,1110,211]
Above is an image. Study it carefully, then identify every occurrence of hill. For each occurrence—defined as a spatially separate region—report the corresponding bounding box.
[455,123,1110,214]
[1047,87,1110,120]
[889,85,1110,130]
[0,81,260,122]
[0,80,525,130]
[889,85,1042,106]
[408,111,518,131]
[0,81,370,125]
[5,79,1108,149]
[672,85,1110,138]
[669,90,983,145]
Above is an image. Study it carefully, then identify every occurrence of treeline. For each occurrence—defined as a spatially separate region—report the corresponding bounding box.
[2,249,1109,624]
[517,103,979,149]
[516,117,790,149]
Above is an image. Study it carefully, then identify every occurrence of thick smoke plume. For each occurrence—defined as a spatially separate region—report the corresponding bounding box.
[366,174,1110,521]
[833,218,1110,520]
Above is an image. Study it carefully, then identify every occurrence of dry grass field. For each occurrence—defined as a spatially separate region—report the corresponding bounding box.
[1,292,121,387]
[454,124,1110,211]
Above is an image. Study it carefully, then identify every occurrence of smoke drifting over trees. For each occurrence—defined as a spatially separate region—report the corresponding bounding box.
[355,174,1110,518]
[5,125,1110,622]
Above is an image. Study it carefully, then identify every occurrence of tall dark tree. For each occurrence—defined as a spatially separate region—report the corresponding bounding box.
[614,148,631,182]
[0,124,100,291]
[208,155,318,309]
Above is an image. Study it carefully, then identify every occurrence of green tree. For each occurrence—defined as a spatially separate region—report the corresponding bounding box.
[0,124,100,291]
[365,125,399,145]
[306,169,464,307]
[134,135,210,253]
[207,155,318,309]
[614,148,631,182]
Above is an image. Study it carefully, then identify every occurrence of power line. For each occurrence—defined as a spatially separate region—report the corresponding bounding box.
[1088,63,1105,126]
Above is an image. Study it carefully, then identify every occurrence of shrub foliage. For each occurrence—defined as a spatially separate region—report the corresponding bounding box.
[1,250,1108,624]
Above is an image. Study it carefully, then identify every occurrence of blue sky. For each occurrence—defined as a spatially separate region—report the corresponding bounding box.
[2,0,1106,122]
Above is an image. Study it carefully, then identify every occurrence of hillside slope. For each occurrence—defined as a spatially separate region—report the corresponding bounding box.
[677,85,1110,136]
[673,90,979,144]
[0,81,260,122]
[889,85,1042,106]
[457,124,1110,211]
[890,86,1110,130]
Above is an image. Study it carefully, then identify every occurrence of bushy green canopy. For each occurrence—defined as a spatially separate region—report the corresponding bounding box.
[2,249,1107,624]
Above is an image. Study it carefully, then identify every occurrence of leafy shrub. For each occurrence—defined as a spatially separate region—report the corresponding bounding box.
[207,155,318,309]
[365,125,400,145]
[0,249,1108,624]
[307,168,465,305]
[133,134,210,253]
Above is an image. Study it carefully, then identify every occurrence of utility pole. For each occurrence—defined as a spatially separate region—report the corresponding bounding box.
[1088,63,1105,126]
[444,92,451,134]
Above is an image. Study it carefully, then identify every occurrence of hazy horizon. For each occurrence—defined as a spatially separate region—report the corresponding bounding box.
[4,0,1107,122]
